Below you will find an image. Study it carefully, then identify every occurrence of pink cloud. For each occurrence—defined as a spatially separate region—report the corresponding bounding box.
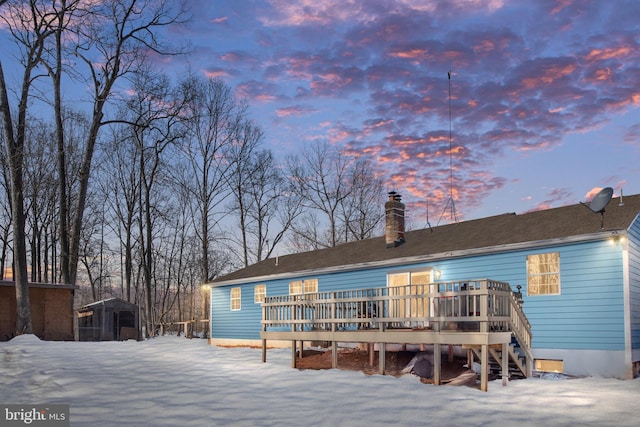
[526,188,574,213]
[585,46,633,62]
[210,16,228,25]
[235,80,282,103]
[203,68,233,79]
[152,0,640,222]
[520,62,577,90]
[585,187,606,201]
[550,0,574,15]
[275,104,318,117]
[623,124,640,144]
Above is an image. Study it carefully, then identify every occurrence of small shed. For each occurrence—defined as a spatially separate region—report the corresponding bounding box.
[0,280,77,341]
[77,298,141,341]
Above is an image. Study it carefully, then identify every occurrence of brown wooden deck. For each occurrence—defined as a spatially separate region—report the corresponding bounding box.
[261,279,532,391]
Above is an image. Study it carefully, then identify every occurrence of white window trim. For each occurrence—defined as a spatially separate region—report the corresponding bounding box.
[526,252,561,296]
[230,287,241,311]
[254,284,266,304]
[289,278,318,295]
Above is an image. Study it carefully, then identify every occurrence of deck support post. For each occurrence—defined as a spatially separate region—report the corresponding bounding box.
[433,343,441,385]
[502,342,509,386]
[262,339,267,363]
[480,343,488,392]
[291,340,297,368]
[368,342,374,367]
[299,340,304,359]
[332,340,338,368]
[378,343,385,375]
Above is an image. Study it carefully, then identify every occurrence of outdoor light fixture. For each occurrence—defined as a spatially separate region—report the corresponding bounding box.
[609,231,625,245]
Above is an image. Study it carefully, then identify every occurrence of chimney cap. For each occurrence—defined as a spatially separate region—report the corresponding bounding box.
[388,191,401,201]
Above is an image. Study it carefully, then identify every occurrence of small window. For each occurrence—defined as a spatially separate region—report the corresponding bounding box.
[303,278,318,294]
[527,252,560,295]
[289,279,318,295]
[230,288,241,311]
[535,359,563,373]
[289,280,303,295]
[254,284,266,303]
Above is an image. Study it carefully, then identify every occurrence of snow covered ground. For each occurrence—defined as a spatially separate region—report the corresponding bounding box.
[1,335,639,426]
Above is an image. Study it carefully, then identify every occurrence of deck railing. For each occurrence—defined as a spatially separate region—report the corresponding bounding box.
[262,279,531,351]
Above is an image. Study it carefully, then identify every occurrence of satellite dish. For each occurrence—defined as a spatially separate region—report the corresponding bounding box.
[581,187,614,229]
[589,187,613,213]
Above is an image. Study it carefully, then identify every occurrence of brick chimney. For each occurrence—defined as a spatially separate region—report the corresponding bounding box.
[385,191,405,247]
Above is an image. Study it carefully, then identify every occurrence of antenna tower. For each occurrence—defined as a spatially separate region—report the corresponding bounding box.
[425,198,433,232]
[439,70,459,225]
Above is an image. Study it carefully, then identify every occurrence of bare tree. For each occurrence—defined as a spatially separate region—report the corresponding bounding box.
[155,183,192,328]
[225,120,262,267]
[176,74,240,281]
[245,149,301,262]
[286,142,385,251]
[38,0,82,288]
[0,135,13,280]
[228,147,300,265]
[339,157,385,241]
[56,0,187,286]
[0,1,187,339]
[78,188,115,302]
[22,117,56,283]
[98,125,141,302]
[0,0,60,334]
[287,141,353,249]
[125,70,183,336]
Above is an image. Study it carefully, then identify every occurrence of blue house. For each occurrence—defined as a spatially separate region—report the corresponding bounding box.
[207,191,640,380]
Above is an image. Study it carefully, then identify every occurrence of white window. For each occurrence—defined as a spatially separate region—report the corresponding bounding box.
[535,359,564,373]
[254,284,266,303]
[230,288,241,311]
[388,270,433,319]
[527,252,560,295]
[303,278,318,294]
[289,278,318,295]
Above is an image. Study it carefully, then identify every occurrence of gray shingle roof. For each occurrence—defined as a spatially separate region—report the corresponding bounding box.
[212,193,640,284]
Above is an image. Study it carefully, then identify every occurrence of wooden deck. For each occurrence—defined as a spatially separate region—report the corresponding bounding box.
[261,279,532,391]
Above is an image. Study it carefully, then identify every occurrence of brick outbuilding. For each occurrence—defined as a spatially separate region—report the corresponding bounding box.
[0,281,76,341]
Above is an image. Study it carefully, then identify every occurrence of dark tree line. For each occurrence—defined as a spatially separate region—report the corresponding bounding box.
[0,0,386,336]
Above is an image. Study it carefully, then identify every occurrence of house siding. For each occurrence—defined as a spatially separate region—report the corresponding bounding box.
[211,286,262,340]
[210,238,627,355]
[627,215,640,353]
[431,241,625,351]
[526,241,625,351]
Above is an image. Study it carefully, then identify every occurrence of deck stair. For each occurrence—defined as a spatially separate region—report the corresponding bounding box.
[465,288,533,380]
[467,341,529,380]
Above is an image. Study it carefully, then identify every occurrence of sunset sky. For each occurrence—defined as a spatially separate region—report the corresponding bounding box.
[2,0,639,226]
[170,0,640,225]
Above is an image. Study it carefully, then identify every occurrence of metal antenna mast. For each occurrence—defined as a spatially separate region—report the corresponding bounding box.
[439,70,459,225]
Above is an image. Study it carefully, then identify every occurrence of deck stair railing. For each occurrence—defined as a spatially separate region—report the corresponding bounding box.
[262,279,532,377]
